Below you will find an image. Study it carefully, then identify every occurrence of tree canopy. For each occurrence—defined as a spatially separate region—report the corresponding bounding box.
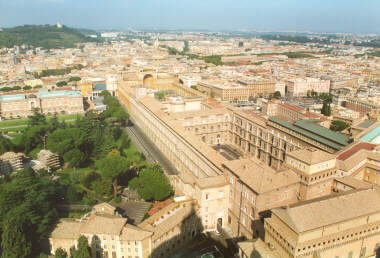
[71,235,91,258]
[96,154,130,197]
[330,120,350,132]
[0,168,61,257]
[128,164,173,201]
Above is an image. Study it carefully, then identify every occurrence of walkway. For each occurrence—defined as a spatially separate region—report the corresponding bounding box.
[125,120,179,176]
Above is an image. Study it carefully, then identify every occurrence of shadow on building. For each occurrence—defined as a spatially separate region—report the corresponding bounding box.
[90,235,105,258]
[148,202,204,258]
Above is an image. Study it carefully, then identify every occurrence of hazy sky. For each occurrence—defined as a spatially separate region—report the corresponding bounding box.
[0,0,379,33]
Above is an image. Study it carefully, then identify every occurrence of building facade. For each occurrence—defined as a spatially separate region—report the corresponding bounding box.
[0,91,84,118]
[264,189,380,258]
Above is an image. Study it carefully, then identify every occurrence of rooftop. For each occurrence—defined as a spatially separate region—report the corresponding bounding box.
[38,90,81,98]
[287,148,335,165]
[223,159,300,194]
[337,142,376,161]
[360,125,380,144]
[269,117,349,150]
[94,84,107,91]
[272,188,380,233]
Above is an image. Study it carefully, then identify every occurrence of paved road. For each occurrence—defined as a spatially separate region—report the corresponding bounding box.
[125,120,179,176]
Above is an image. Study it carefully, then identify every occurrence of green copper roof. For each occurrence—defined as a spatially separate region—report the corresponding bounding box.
[294,120,350,146]
[269,117,350,150]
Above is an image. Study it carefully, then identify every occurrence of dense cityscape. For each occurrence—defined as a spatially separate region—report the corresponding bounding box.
[0,11,380,258]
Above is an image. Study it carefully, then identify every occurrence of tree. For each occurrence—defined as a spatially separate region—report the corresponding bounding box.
[23,85,32,90]
[321,101,331,116]
[72,236,91,258]
[128,164,173,201]
[0,168,60,257]
[54,248,67,258]
[69,76,81,82]
[96,155,130,197]
[330,120,349,132]
[56,81,67,87]
[273,91,281,99]
[28,109,47,127]
[238,41,244,47]
[1,209,33,258]
[46,128,88,167]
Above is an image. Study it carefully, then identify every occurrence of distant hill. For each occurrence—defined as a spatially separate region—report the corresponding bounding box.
[0,25,101,49]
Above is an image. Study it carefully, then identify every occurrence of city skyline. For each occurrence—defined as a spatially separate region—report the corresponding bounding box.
[0,0,380,34]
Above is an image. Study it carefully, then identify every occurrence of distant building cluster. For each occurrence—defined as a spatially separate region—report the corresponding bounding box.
[2,30,380,258]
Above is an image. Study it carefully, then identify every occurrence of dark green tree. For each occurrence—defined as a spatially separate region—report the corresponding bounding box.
[72,235,91,258]
[56,81,67,87]
[1,209,33,258]
[128,164,173,201]
[273,91,281,98]
[54,248,68,258]
[46,128,88,167]
[330,120,350,132]
[96,155,130,197]
[321,101,331,116]
[68,76,81,82]
[28,109,47,127]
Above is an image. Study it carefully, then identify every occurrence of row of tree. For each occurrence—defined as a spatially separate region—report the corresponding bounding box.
[28,64,84,79]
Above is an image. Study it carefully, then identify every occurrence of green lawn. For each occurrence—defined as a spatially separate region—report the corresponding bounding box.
[0,113,82,132]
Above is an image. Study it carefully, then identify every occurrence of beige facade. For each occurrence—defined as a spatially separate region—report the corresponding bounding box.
[0,152,25,174]
[197,79,277,102]
[50,201,201,258]
[264,189,380,258]
[285,148,337,200]
[0,91,84,118]
[223,159,300,239]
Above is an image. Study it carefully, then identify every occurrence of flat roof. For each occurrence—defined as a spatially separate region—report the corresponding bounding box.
[0,94,26,102]
[38,91,81,98]
[360,125,380,143]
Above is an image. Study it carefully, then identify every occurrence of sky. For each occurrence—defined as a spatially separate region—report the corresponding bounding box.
[0,0,379,33]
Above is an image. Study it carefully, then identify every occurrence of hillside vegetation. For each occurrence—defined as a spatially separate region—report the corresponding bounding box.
[0,25,100,49]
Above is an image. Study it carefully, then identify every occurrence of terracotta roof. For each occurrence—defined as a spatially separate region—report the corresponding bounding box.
[80,214,127,235]
[139,201,198,241]
[223,159,300,194]
[50,219,81,239]
[195,175,227,189]
[272,188,380,233]
[287,148,335,165]
[334,177,372,189]
[337,142,376,161]
[338,149,380,171]
[120,224,152,241]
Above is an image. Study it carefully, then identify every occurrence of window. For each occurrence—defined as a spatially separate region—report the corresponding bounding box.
[230,177,235,184]
[205,193,209,200]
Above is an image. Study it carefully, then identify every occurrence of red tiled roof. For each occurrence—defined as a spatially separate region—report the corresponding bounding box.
[337,142,376,161]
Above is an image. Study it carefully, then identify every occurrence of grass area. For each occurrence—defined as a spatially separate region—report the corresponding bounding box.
[10,134,23,146]
[0,127,25,133]
[0,113,82,132]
